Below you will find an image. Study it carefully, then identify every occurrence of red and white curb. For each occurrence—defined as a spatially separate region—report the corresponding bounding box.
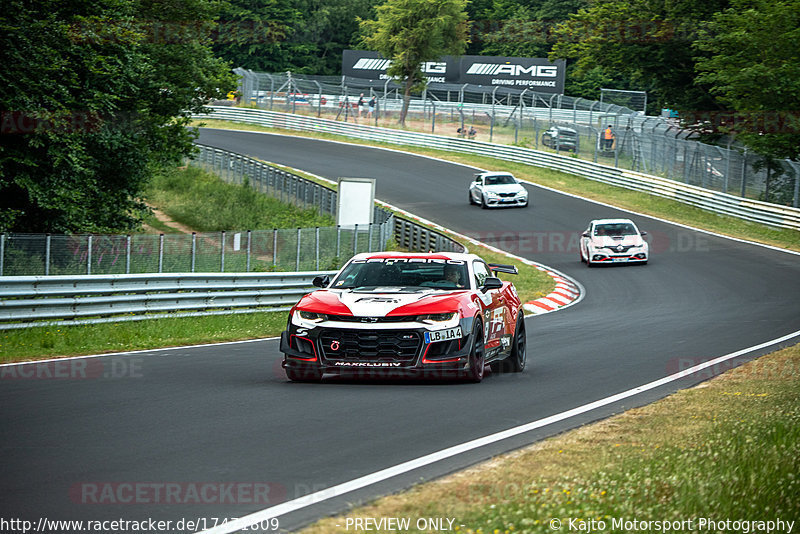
[523,274,581,315]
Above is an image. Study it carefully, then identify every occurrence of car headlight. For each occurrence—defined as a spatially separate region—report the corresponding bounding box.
[417,312,460,327]
[486,192,499,198]
[292,310,327,325]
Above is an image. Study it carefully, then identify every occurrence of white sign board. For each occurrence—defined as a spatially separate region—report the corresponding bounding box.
[336,177,375,227]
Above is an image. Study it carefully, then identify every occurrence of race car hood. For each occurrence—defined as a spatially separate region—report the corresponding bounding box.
[590,235,645,248]
[296,288,469,317]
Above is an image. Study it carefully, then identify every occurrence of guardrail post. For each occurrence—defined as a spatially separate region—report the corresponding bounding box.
[246,230,252,272]
[740,148,748,197]
[191,233,197,273]
[220,230,226,272]
[158,233,165,273]
[87,235,93,275]
[315,227,320,270]
[45,234,51,276]
[126,235,131,274]
[296,228,302,271]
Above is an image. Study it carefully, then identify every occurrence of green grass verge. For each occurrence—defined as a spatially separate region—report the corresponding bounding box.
[300,342,800,534]
[148,164,335,232]
[193,118,800,252]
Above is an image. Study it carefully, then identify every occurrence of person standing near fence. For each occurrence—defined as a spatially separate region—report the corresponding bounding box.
[603,125,615,150]
[358,93,366,118]
[368,96,375,119]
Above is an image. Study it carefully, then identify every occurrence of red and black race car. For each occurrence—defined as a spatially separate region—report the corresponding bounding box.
[280,252,526,382]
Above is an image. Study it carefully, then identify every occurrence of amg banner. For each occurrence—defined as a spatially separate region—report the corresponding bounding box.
[343,50,565,94]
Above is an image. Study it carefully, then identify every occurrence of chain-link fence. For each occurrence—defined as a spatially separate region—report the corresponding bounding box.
[226,70,799,208]
[0,224,392,277]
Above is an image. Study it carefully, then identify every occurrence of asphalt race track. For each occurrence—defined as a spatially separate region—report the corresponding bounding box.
[2,128,799,532]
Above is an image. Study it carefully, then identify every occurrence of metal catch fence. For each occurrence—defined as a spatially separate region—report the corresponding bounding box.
[226,70,799,209]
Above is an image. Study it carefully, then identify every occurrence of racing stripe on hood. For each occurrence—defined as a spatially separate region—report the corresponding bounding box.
[335,289,442,317]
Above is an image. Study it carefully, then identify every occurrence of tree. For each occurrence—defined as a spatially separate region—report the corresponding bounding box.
[213,0,376,75]
[549,0,730,113]
[0,0,235,233]
[360,0,470,125]
[694,0,800,161]
[475,0,587,59]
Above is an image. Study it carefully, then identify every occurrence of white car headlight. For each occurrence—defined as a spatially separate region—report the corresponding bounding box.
[292,310,327,326]
[417,312,460,328]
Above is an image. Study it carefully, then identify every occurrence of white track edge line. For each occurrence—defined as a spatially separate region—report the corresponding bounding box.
[197,328,800,534]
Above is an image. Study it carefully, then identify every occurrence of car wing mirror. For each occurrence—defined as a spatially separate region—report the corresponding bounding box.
[581,232,590,238]
[480,277,503,293]
[640,231,647,236]
[312,275,330,288]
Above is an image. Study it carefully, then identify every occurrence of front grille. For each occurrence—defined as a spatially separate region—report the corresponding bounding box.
[602,245,634,253]
[319,329,421,363]
[498,192,517,198]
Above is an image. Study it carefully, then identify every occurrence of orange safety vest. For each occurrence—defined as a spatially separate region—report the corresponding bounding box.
[604,128,614,140]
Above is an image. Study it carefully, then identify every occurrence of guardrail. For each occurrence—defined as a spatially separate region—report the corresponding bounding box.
[394,217,461,253]
[0,271,337,330]
[197,106,800,231]
[193,143,340,217]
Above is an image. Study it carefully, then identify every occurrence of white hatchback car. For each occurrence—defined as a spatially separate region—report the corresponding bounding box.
[580,218,649,266]
[468,172,529,208]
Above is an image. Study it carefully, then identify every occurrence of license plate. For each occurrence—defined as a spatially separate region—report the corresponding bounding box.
[424,326,463,344]
[612,257,628,262]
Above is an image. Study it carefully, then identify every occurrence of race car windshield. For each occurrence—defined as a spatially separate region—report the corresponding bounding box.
[484,175,516,185]
[594,223,638,236]
[332,261,469,291]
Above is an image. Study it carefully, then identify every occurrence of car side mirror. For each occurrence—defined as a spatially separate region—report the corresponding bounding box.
[640,231,647,236]
[582,232,590,238]
[481,277,503,293]
[312,275,330,288]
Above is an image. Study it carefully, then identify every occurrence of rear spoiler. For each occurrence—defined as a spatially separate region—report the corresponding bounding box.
[488,263,518,275]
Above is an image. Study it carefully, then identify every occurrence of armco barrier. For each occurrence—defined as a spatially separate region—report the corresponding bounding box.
[0,271,336,330]
[196,106,800,231]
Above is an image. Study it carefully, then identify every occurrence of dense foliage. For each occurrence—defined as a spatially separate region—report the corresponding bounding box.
[694,0,800,160]
[0,0,235,233]
[212,0,377,74]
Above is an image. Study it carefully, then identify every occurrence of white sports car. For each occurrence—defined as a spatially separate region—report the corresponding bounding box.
[580,218,649,266]
[469,172,529,208]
